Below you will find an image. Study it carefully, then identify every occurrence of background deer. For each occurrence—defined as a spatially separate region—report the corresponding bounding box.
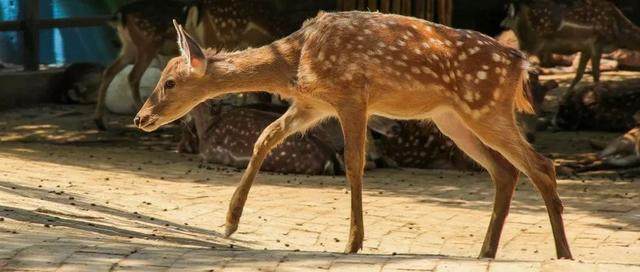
[379,121,478,170]
[135,12,572,259]
[183,102,342,175]
[555,79,640,131]
[94,0,298,130]
[179,100,401,173]
[502,0,640,90]
[93,0,185,130]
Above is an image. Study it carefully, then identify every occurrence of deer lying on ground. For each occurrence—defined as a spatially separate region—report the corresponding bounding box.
[555,79,640,131]
[579,126,640,172]
[179,100,401,173]
[502,0,640,90]
[94,0,295,130]
[561,113,640,173]
[135,13,572,259]
[183,102,341,175]
[379,121,478,170]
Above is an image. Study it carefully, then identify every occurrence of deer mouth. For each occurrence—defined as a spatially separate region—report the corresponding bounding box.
[134,114,160,132]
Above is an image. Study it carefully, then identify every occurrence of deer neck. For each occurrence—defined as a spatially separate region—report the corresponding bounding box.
[203,42,298,99]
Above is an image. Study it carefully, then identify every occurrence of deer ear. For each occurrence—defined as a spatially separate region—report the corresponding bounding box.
[173,19,207,77]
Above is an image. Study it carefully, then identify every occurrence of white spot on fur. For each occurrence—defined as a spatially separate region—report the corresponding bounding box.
[477,71,487,80]
[468,46,481,55]
[464,91,474,102]
[492,53,502,62]
[394,60,407,67]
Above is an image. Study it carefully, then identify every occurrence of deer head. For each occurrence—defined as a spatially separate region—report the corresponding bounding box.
[134,20,212,132]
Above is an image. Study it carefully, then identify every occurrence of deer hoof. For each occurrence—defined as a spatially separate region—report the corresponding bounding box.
[224,223,238,237]
[94,118,107,131]
[343,237,363,254]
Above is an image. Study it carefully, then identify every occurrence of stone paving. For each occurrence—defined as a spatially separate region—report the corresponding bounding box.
[0,140,639,271]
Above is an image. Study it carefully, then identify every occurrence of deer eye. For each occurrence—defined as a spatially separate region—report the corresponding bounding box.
[164,80,176,89]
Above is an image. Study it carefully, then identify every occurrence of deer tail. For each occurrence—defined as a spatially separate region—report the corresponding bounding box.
[514,54,535,114]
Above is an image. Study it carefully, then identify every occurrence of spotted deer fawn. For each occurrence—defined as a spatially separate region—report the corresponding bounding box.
[380,121,478,170]
[502,0,640,90]
[135,12,572,259]
[180,101,401,173]
[94,0,293,130]
[183,102,342,175]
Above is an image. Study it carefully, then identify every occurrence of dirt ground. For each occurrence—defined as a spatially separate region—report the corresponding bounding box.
[0,72,639,271]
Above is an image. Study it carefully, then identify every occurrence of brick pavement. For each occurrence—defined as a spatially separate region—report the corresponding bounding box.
[0,141,638,271]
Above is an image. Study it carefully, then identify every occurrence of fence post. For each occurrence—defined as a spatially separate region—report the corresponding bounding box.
[368,0,378,11]
[23,0,40,71]
[391,0,401,13]
[380,0,390,12]
[415,0,425,18]
[426,0,434,21]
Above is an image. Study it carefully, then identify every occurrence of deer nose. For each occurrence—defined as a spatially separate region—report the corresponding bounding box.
[133,115,145,127]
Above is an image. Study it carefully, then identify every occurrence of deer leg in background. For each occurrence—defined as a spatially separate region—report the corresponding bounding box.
[569,51,591,90]
[128,43,160,109]
[433,113,519,258]
[225,104,327,237]
[336,104,368,253]
[590,44,603,84]
[93,44,136,130]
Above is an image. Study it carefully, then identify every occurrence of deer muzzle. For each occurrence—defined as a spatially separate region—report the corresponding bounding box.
[134,113,160,132]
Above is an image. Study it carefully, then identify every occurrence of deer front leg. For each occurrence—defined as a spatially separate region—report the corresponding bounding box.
[128,47,159,109]
[225,104,326,237]
[569,52,590,90]
[337,107,368,253]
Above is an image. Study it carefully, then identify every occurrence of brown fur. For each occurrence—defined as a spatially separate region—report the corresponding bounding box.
[135,12,572,259]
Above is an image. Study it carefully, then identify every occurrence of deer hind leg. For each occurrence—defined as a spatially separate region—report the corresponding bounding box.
[93,43,136,130]
[432,113,519,258]
[459,110,573,259]
[569,51,591,91]
[224,103,327,237]
[128,43,160,108]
